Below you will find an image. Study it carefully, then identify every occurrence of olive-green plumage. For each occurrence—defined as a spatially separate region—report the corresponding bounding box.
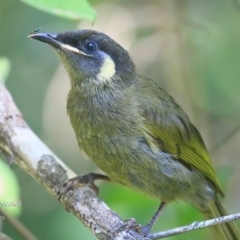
[29,30,240,239]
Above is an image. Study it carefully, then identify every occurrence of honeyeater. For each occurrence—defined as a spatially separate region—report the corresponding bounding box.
[29,30,240,239]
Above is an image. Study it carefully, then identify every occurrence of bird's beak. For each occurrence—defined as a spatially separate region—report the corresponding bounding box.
[28,33,80,53]
[28,33,59,48]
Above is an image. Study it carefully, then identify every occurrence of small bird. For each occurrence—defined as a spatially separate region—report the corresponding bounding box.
[29,30,240,239]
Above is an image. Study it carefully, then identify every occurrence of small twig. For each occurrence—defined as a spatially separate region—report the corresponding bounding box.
[0,209,37,240]
[211,123,240,151]
[148,212,240,240]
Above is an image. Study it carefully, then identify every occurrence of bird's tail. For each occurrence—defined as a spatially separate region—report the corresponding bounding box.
[203,198,240,240]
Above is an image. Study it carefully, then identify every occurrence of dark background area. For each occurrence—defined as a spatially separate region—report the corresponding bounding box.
[1,0,240,239]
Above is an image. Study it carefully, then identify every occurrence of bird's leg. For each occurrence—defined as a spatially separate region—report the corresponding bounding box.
[118,202,167,237]
[58,173,110,200]
[141,202,167,235]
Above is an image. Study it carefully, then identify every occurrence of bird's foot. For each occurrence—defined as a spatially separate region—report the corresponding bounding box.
[116,203,166,238]
[117,218,152,237]
[58,173,110,200]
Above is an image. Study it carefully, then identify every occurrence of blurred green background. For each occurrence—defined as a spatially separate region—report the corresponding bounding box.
[1,0,240,239]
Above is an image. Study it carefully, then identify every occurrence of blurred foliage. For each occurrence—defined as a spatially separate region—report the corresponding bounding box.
[0,58,21,216]
[0,57,11,83]
[20,0,96,22]
[0,160,21,216]
[0,0,240,239]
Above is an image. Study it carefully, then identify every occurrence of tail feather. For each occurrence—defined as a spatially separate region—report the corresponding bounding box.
[203,198,240,240]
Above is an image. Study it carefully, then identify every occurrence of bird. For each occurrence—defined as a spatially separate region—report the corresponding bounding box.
[28,29,240,239]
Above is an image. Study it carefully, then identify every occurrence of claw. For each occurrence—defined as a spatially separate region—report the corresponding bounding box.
[58,173,110,201]
[117,218,142,233]
[116,218,154,238]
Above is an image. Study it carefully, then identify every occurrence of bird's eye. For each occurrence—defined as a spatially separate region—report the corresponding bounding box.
[84,42,97,53]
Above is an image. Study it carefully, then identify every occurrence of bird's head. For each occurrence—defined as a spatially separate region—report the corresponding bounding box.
[28,30,136,86]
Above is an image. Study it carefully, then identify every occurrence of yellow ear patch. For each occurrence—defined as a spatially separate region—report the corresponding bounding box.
[97,55,116,82]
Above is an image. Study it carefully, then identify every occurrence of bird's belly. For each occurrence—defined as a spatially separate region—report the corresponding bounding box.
[79,135,215,211]
[79,135,138,185]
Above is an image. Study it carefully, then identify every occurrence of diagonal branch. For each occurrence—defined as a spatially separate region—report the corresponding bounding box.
[0,84,145,240]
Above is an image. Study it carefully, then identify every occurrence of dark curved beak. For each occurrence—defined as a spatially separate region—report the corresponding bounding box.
[28,32,79,53]
[28,33,61,48]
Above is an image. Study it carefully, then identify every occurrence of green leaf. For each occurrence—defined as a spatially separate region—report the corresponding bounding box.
[0,160,21,216]
[20,0,96,23]
[0,57,11,84]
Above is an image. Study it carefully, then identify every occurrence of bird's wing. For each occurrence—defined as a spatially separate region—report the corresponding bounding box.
[137,77,223,196]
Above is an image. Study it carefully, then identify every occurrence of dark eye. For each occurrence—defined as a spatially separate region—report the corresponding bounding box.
[84,42,97,53]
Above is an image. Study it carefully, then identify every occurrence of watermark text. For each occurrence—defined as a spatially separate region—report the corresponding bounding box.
[0,201,21,208]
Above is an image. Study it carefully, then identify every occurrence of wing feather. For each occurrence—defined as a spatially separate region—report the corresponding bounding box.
[137,77,223,196]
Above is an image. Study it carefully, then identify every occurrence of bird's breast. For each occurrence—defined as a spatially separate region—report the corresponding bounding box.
[66,87,142,174]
